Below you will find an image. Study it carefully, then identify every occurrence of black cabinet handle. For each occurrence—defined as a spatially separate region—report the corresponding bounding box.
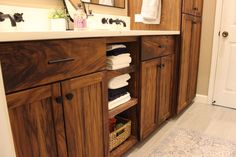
[193,7,198,11]
[66,93,74,101]
[158,64,162,68]
[48,58,75,64]
[55,96,63,104]
[162,64,165,68]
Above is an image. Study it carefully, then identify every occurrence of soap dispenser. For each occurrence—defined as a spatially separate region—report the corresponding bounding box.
[74,3,87,30]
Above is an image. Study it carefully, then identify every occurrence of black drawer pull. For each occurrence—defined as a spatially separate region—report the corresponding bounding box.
[193,7,198,11]
[48,58,75,64]
[158,45,167,49]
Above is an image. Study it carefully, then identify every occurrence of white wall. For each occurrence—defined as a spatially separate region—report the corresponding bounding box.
[0,64,16,157]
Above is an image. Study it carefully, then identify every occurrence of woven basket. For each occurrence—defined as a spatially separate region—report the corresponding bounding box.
[109,117,131,151]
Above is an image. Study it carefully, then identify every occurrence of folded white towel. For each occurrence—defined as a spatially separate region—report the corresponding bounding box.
[108,74,131,89]
[107,56,132,65]
[141,0,162,24]
[107,44,127,51]
[108,93,131,110]
[106,64,130,70]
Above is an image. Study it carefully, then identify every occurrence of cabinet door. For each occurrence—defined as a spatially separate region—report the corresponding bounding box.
[158,55,175,124]
[7,84,68,157]
[177,14,202,113]
[62,72,107,157]
[187,17,202,101]
[140,59,161,140]
[182,0,203,16]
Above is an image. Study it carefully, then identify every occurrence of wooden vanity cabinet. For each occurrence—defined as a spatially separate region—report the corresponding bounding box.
[7,72,107,157]
[1,38,108,157]
[140,55,175,139]
[177,14,202,113]
[140,36,176,140]
[182,0,203,17]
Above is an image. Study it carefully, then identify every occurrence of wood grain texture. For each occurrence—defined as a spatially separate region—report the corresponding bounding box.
[110,136,138,157]
[142,36,175,61]
[177,15,202,113]
[140,59,161,139]
[187,17,202,102]
[0,38,106,93]
[7,83,66,157]
[128,0,181,30]
[109,98,138,118]
[62,72,106,157]
[158,55,175,124]
[182,0,203,17]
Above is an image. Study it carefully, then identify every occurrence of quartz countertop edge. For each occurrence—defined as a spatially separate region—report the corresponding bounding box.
[0,30,180,42]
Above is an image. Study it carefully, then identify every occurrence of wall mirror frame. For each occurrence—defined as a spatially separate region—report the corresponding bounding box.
[63,0,126,22]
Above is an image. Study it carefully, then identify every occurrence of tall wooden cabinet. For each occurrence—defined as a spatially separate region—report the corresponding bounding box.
[182,0,203,16]
[140,36,176,140]
[177,0,203,113]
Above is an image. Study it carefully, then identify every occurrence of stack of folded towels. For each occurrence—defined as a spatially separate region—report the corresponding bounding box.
[108,74,131,110]
[106,44,132,70]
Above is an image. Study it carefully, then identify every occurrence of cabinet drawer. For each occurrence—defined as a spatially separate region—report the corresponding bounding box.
[141,36,175,61]
[0,38,106,93]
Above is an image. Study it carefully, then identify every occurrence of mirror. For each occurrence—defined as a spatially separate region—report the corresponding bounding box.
[70,0,125,8]
[63,0,126,22]
[81,0,125,8]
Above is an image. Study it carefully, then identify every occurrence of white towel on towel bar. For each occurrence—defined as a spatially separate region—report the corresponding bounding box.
[141,0,162,24]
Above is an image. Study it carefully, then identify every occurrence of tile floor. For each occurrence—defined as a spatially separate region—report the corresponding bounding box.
[125,102,236,157]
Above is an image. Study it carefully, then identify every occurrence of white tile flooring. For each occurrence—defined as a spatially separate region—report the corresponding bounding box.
[124,102,236,157]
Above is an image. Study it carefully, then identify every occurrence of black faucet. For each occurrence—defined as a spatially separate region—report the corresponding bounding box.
[109,18,127,27]
[0,12,17,27]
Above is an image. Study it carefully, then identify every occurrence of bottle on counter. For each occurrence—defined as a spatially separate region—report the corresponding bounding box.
[74,3,87,30]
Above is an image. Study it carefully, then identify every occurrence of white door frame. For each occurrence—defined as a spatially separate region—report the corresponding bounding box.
[208,0,224,104]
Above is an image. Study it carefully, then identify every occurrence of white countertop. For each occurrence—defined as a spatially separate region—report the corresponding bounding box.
[0,30,180,42]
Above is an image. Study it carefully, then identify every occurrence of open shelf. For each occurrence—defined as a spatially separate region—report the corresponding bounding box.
[109,98,138,118]
[110,135,138,157]
[107,65,136,80]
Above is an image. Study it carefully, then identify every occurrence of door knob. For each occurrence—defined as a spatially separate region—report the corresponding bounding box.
[222,31,229,38]
[66,93,74,101]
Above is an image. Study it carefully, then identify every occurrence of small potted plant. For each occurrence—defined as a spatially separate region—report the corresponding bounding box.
[48,8,68,31]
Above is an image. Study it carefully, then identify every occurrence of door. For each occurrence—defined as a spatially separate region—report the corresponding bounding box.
[140,59,161,140]
[62,72,107,157]
[158,55,175,124]
[178,14,202,113]
[213,0,236,108]
[182,0,203,16]
[6,84,68,157]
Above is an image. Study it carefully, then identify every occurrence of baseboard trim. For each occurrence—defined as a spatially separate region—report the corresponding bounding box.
[195,94,209,104]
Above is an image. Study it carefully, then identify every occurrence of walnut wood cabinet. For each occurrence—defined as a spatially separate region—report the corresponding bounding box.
[177,14,202,113]
[182,0,203,17]
[140,54,175,140]
[7,72,107,157]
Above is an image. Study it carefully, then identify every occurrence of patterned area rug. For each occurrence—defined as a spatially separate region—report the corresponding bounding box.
[149,129,236,157]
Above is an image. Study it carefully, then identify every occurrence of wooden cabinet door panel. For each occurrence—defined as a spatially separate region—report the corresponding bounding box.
[62,72,106,157]
[7,84,67,157]
[140,59,161,139]
[158,55,175,124]
[188,17,202,101]
[178,14,193,112]
[178,15,202,113]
